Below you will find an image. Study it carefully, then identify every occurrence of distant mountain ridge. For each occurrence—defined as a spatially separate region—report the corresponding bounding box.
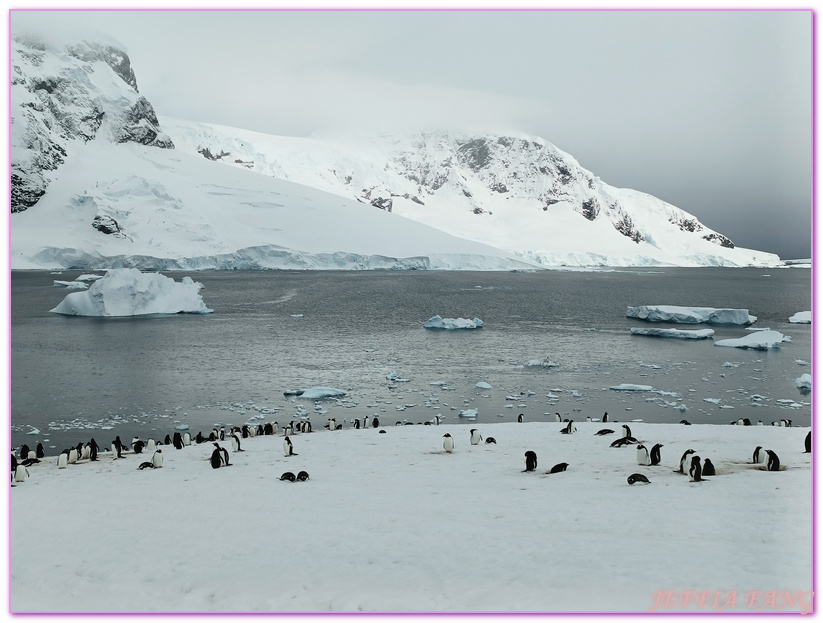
[9,33,782,269]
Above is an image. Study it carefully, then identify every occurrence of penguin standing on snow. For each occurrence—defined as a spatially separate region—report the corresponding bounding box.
[231,433,241,453]
[470,429,482,445]
[621,424,632,439]
[677,449,695,474]
[57,451,68,469]
[68,447,79,464]
[650,443,663,466]
[372,417,379,428]
[151,449,164,468]
[443,433,454,453]
[88,438,99,462]
[173,432,184,450]
[560,420,576,434]
[766,450,780,472]
[517,413,524,423]
[210,445,223,469]
[689,456,705,482]
[283,436,296,457]
[36,443,45,459]
[11,454,17,482]
[702,458,716,476]
[524,451,537,472]
[804,431,811,453]
[602,412,609,423]
[752,446,767,464]
[636,444,650,466]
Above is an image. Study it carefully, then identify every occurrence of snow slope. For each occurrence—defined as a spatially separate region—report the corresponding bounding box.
[9,421,811,613]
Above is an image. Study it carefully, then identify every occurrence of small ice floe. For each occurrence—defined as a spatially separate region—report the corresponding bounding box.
[290,314,304,318]
[299,388,348,400]
[429,381,447,386]
[75,274,104,282]
[475,382,493,389]
[53,280,88,289]
[523,358,560,368]
[796,359,810,366]
[175,424,190,431]
[715,330,785,350]
[789,311,811,324]
[26,428,40,435]
[610,384,653,392]
[703,398,722,404]
[630,327,714,339]
[626,305,756,325]
[458,409,478,419]
[722,362,740,368]
[795,374,812,394]
[423,315,483,330]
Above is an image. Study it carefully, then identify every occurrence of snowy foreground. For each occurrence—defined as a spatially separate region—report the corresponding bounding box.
[10,422,811,613]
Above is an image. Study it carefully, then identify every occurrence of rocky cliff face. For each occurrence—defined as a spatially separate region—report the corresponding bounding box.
[10,36,173,213]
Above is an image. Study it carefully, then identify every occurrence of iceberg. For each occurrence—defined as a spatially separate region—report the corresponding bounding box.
[423,315,483,330]
[630,327,714,339]
[610,384,654,392]
[458,408,478,418]
[298,387,348,400]
[50,268,213,317]
[626,306,756,325]
[475,382,493,389]
[714,330,785,350]
[795,374,811,393]
[789,311,811,324]
[53,280,88,289]
[523,358,560,368]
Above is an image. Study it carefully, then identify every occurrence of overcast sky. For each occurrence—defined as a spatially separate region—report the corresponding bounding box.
[11,8,813,259]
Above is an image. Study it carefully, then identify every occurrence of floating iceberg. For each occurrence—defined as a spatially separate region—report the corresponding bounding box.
[50,268,213,317]
[298,387,348,400]
[523,358,560,368]
[53,280,88,289]
[610,384,654,392]
[789,311,811,324]
[795,374,811,393]
[626,306,755,325]
[458,408,478,418]
[475,382,493,389]
[714,330,785,350]
[630,327,714,339]
[423,315,483,330]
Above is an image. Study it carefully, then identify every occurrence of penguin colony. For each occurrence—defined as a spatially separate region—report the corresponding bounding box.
[11,410,803,488]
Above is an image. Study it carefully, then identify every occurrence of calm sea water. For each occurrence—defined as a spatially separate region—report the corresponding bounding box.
[11,268,811,454]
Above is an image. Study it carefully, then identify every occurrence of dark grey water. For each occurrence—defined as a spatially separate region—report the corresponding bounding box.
[11,268,811,455]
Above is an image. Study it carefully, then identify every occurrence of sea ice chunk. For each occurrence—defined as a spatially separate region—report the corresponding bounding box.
[714,330,785,350]
[298,387,348,400]
[626,305,755,325]
[795,374,811,393]
[630,327,715,339]
[610,384,654,392]
[50,268,213,316]
[423,315,483,330]
[475,382,493,389]
[789,311,811,324]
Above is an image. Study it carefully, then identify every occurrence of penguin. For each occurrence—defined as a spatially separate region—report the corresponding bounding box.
[555,413,562,422]
[132,439,145,454]
[255,424,263,436]
[183,432,191,446]
[353,419,361,430]
[220,446,230,466]
[10,454,17,482]
[81,444,90,461]
[280,471,296,481]
[20,458,39,467]
[195,432,206,444]
[470,429,482,445]
[283,423,293,436]
[88,438,99,462]
[164,434,172,446]
[173,432,183,450]
[14,465,29,483]
[241,425,250,438]
[560,420,576,434]
[753,446,767,464]
[743,418,752,426]
[327,418,336,431]
[627,473,650,485]
[549,462,568,474]
[35,443,45,459]
[595,429,614,436]
[602,412,608,422]
[68,447,79,464]
[702,458,716,476]
[264,423,273,436]
[678,449,696,474]
[74,443,83,459]
[636,444,650,466]
[610,438,634,448]
[757,420,764,426]
[804,431,811,453]
[517,413,524,423]
[231,434,240,453]
[586,416,592,423]
[485,437,497,444]
[372,418,380,428]
[524,451,537,472]
[650,443,663,466]
[737,418,745,426]
[621,424,632,439]
[210,446,223,469]
[151,449,164,469]
[296,470,310,482]
[303,421,313,433]
[689,456,705,482]
[680,420,692,425]
[146,438,156,453]
[138,461,155,470]
[57,451,68,469]
[283,436,296,457]
[363,415,371,429]
[19,445,30,460]
[379,430,386,434]
[271,423,278,436]
[766,450,780,472]
[443,433,454,453]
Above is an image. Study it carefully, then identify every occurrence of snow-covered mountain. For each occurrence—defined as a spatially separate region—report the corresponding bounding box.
[10,34,782,270]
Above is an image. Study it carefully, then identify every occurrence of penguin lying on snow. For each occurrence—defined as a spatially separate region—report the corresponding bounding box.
[485,437,497,444]
[549,462,568,474]
[280,471,296,482]
[595,429,614,436]
[627,473,650,485]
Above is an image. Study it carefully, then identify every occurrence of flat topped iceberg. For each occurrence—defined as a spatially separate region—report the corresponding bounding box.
[423,315,483,330]
[298,387,348,400]
[50,268,213,317]
[789,311,811,324]
[630,327,715,339]
[626,305,756,325]
[715,330,785,350]
[610,384,654,392]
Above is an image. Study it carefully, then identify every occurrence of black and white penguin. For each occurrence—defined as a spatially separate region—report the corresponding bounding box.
[650,443,663,466]
[353,419,361,430]
[138,461,155,470]
[372,417,379,428]
[363,415,371,429]
[524,451,537,472]
[210,446,223,469]
[164,434,172,446]
[263,423,273,436]
[241,425,250,439]
[549,462,568,474]
[627,473,650,485]
[255,424,263,437]
[173,432,184,450]
[702,458,716,476]
[621,424,632,439]
[14,465,29,483]
[283,436,295,457]
[804,431,811,453]
[10,454,17,482]
[296,470,310,481]
[443,433,454,453]
[766,450,780,472]
[20,458,39,467]
[68,447,79,464]
[689,456,704,482]
[610,438,634,448]
[195,431,206,444]
[636,444,650,466]
[560,420,576,434]
[220,446,230,466]
[19,445,30,460]
[327,418,336,431]
[57,451,68,469]
[470,429,482,445]
[151,449,164,469]
[132,439,145,454]
[555,413,562,423]
[595,429,614,436]
[280,471,296,481]
[485,437,497,444]
[88,438,99,462]
[602,412,608,423]
[678,449,696,474]
[231,433,241,453]
[680,420,691,425]
[283,423,293,436]
[517,413,524,423]
[146,438,156,453]
[303,421,313,433]
[36,443,45,459]
[183,432,191,446]
[753,446,767,464]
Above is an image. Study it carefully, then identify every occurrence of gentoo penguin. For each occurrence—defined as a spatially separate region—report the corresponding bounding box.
[549,462,568,474]
[602,412,609,423]
[254,424,263,437]
[524,451,537,472]
[14,465,29,483]
[195,431,206,444]
[485,437,497,444]
[220,446,230,466]
[146,438,156,453]
[353,419,361,430]
[560,420,576,434]
[296,470,310,481]
[283,423,293,436]
[241,425,250,438]
[650,443,663,466]
[173,432,184,450]
[621,424,632,439]
[81,444,90,460]
[19,445,30,460]
[678,449,696,474]
[743,418,752,426]
[280,471,296,481]
[470,429,482,445]
[20,458,39,467]
[804,431,811,453]
[283,436,295,457]
[68,447,79,464]
[231,433,241,453]
[443,433,454,453]
[737,418,745,426]
[151,449,163,468]
[36,443,45,459]
[753,446,768,464]
[372,417,380,428]
[627,473,650,485]
[517,413,524,423]
[702,458,716,476]
[689,456,704,482]
[112,437,124,458]
[271,423,278,436]
[555,413,562,422]
[210,446,223,469]
[766,450,780,472]
[164,434,172,446]
[595,429,614,436]
[610,437,634,448]
[636,444,650,466]
[88,438,99,462]
[57,451,68,469]
[363,415,371,429]
[327,418,336,431]
[263,423,273,436]
[680,420,691,425]
[138,461,155,470]
[132,439,145,454]
[302,421,313,433]
[183,432,191,446]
